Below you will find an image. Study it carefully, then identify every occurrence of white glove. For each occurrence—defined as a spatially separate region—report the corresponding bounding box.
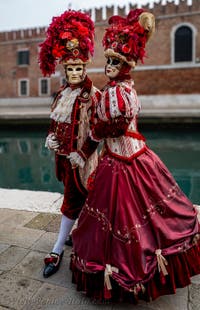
[45,133,60,151]
[67,152,85,169]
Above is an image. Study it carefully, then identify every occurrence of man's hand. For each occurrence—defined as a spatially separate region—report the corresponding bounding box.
[45,133,60,151]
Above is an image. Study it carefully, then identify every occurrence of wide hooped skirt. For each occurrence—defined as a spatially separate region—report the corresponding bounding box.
[70,148,200,303]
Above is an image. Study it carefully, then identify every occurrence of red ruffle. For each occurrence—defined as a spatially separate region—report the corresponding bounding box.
[70,243,200,303]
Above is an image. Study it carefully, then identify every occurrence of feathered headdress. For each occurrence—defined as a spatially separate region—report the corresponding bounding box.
[103,9,155,67]
[39,10,95,76]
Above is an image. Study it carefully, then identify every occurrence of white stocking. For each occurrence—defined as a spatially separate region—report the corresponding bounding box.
[52,215,75,255]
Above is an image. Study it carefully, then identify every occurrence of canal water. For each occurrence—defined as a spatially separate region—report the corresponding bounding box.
[0,124,199,204]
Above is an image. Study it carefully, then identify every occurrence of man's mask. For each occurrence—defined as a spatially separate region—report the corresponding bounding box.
[64,64,85,84]
[105,57,123,79]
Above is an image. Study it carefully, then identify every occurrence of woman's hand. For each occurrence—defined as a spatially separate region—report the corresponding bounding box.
[67,152,85,169]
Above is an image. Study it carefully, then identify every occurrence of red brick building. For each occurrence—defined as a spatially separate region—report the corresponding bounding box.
[0,0,199,119]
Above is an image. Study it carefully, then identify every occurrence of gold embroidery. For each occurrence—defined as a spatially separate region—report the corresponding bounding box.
[82,184,181,244]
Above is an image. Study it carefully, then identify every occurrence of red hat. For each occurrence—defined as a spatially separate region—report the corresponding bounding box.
[103,9,155,67]
[39,10,95,76]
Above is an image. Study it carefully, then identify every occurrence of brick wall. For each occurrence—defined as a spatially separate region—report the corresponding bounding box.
[88,67,200,94]
[0,0,200,97]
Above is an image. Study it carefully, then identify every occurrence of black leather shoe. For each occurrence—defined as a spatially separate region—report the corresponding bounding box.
[65,235,73,247]
[43,251,64,278]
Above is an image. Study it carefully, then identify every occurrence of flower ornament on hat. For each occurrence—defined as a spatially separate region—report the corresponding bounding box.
[39,10,95,76]
[103,9,155,68]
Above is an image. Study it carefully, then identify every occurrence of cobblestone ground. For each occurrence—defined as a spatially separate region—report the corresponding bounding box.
[0,208,199,310]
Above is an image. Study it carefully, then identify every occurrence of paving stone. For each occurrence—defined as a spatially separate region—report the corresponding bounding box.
[0,209,38,227]
[22,283,69,310]
[0,245,29,271]
[12,250,47,279]
[0,225,44,248]
[25,213,59,231]
[0,243,10,255]
[188,275,200,310]
[11,249,72,289]
[31,231,58,252]
[0,205,199,310]
[23,283,113,310]
[112,302,152,310]
[0,272,42,310]
[44,214,61,233]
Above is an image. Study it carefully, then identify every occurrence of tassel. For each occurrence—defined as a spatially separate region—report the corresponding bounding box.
[130,283,146,296]
[104,264,119,290]
[155,249,168,276]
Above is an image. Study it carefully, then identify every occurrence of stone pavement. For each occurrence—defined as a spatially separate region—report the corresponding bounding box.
[0,207,200,310]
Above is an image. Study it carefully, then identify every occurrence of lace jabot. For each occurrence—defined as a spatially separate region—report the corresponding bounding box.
[50,87,81,123]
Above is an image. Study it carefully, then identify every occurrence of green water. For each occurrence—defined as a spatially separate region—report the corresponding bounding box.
[0,125,199,204]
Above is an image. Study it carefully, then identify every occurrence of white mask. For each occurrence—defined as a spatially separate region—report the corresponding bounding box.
[65,64,84,85]
[105,57,123,79]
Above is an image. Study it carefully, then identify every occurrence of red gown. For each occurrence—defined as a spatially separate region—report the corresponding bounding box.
[70,79,200,302]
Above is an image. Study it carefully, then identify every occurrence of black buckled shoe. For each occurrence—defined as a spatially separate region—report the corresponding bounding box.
[65,235,73,247]
[43,251,64,278]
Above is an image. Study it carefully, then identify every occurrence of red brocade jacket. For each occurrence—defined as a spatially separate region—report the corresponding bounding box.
[80,79,146,162]
[47,76,101,191]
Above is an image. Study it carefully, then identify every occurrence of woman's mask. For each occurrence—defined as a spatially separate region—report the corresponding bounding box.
[105,57,123,79]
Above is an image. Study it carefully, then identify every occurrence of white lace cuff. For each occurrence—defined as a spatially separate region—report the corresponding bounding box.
[89,129,102,142]
[69,152,85,168]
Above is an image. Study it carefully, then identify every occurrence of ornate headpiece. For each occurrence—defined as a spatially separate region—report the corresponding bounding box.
[39,10,95,76]
[103,9,155,67]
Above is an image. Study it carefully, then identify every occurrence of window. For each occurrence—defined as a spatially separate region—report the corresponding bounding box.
[18,79,29,96]
[39,78,50,96]
[175,26,192,62]
[171,23,196,64]
[17,50,30,65]
[20,80,28,95]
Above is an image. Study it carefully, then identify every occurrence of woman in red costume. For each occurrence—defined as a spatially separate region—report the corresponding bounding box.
[70,9,200,303]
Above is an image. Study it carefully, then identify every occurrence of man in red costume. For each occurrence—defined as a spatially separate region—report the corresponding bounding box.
[39,10,101,278]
